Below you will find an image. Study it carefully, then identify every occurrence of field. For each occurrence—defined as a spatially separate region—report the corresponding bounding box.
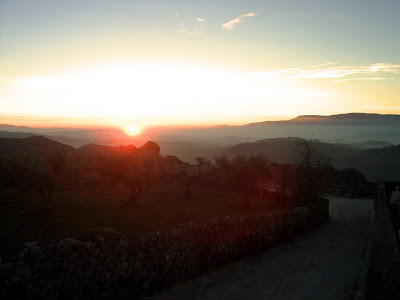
[0,183,286,255]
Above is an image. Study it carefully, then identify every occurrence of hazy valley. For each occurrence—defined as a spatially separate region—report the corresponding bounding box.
[2,113,400,181]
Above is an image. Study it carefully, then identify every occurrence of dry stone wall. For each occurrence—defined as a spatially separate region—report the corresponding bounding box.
[367,182,400,298]
[0,199,328,299]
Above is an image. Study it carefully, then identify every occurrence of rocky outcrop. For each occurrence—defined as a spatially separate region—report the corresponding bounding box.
[140,141,160,155]
[0,200,328,299]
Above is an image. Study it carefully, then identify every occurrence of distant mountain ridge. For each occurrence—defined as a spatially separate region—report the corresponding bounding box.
[288,113,400,123]
[3,112,400,133]
[1,112,400,156]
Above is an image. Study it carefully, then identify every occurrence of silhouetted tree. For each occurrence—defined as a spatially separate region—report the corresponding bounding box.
[195,157,207,165]
[121,150,162,206]
[214,155,231,181]
[0,152,55,209]
[61,160,82,189]
[336,168,368,198]
[272,163,298,207]
[177,169,195,199]
[292,138,331,206]
[214,154,270,208]
[47,149,67,177]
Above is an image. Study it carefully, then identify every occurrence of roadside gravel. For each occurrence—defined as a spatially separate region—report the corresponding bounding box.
[149,197,373,300]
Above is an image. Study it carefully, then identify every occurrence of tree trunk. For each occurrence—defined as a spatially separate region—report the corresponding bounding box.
[122,187,143,207]
[46,188,53,209]
[38,188,46,207]
[38,188,54,211]
[185,186,192,199]
[241,190,250,208]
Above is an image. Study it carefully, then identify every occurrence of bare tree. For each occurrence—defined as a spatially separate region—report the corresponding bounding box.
[121,150,162,206]
[0,152,55,209]
[195,157,207,165]
[214,154,270,208]
[177,169,194,199]
[47,149,67,177]
[291,138,331,205]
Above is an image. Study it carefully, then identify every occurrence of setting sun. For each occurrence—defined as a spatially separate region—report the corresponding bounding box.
[124,122,141,136]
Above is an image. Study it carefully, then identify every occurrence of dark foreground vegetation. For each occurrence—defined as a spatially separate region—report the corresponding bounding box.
[0,200,329,298]
[0,136,371,297]
[0,136,370,254]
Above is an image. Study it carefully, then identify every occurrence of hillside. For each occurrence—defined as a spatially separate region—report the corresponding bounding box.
[0,136,168,159]
[1,113,400,167]
[337,145,400,181]
[0,133,399,181]
[223,138,359,164]
[0,136,78,157]
[0,131,39,139]
[223,138,297,164]
[349,140,393,149]
[222,138,400,181]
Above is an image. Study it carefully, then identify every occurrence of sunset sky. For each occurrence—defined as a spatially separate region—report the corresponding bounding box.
[1,0,400,129]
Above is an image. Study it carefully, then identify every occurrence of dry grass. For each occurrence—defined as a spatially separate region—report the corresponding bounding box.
[0,183,286,254]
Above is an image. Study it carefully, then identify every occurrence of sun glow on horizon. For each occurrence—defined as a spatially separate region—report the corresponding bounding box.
[124,122,142,136]
[0,61,347,126]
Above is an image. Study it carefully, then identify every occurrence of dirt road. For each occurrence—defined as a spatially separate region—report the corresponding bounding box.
[149,197,373,300]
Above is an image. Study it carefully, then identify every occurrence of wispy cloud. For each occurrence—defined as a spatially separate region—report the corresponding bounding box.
[252,63,400,82]
[333,77,391,83]
[222,12,257,31]
[311,62,340,68]
[177,28,205,35]
[178,16,207,35]
[196,18,207,23]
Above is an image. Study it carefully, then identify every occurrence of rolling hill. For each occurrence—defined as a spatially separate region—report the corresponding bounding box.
[0,136,78,157]
[0,134,399,181]
[222,137,400,181]
[1,113,400,179]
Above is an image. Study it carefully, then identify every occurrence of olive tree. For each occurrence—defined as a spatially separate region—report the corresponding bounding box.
[291,138,331,206]
[214,154,270,208]
[122,150,162,206]
[0,152,55,209]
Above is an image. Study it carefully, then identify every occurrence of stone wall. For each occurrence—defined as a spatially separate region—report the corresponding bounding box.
[367,181,400,298]
[0,199,328,299]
